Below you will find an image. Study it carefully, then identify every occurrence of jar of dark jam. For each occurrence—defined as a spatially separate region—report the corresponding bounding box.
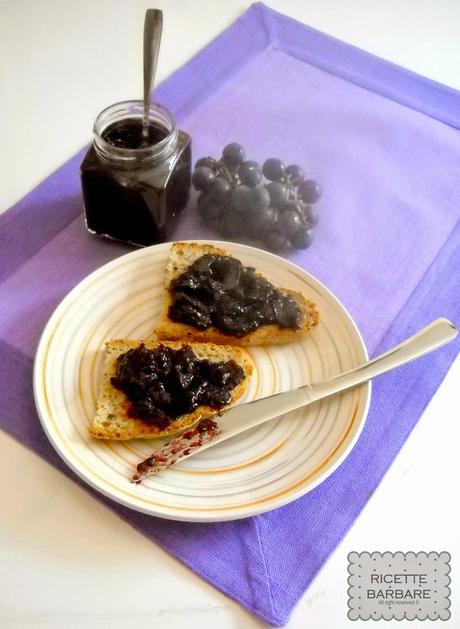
[80,100,191,246]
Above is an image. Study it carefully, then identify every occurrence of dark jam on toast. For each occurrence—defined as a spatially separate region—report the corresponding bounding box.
[168,254,302,337]
[111,344,244,429]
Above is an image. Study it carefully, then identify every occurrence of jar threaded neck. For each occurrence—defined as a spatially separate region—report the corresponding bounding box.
[93,100,178,167]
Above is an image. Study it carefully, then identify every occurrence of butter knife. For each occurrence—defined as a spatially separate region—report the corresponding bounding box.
[132,318,457,483]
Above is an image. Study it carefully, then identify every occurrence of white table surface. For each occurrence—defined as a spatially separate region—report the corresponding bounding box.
[1,1,459,627]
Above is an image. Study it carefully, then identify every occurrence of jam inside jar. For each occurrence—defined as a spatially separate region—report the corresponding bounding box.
[80,100,191,247]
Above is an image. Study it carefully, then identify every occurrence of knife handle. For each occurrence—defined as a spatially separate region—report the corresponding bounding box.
[308,318,457,403]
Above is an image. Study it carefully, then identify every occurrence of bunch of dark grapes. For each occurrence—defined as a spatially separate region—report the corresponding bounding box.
[192,142,322,251]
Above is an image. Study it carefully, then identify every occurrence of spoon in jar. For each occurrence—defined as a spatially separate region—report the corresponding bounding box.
[142,9,163,144]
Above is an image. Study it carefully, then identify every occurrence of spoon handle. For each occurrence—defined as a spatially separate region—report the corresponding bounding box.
[143,9,163,130]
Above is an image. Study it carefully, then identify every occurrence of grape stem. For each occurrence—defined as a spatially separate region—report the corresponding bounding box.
[284,175,300,202]
[218,161,239,186]
[288,175,310,204]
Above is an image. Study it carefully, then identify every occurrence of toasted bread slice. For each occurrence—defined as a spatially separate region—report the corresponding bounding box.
[89,339,253,440]
[155,242,319,346]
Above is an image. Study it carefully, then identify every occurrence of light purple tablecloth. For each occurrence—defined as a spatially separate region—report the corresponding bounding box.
[1,4,459,625]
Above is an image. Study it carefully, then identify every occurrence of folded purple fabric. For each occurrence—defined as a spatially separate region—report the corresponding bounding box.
[1,4,459,625]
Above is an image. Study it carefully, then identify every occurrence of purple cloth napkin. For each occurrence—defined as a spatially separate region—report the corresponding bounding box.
[1,4,459,625]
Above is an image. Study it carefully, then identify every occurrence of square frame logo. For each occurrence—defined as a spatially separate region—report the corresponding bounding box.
[347,551,451,621]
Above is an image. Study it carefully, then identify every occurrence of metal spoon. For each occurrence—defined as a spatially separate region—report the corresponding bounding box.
[133,318,457,481]
[142,9,163,141]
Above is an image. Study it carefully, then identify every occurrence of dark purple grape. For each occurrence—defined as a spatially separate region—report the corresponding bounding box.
[265,181,288,206]
[216,212,244,238]
[264,230,288,251]
[197,193,223,221]
[192,166,215,191]
[238,160,262,187]
[279,199,302,213]
[299,179,322,203]
[300,204,319,227]
[245,205,278,240]
[286,164,305,185]
[208,176,232,202]
[245,218,261,240]
[291,227,314,249]
[262,158,285,182]
[222,143,246,167]
[195,156,217,170]
[253,206,278,231]
[231,185,252,212]
[278,207,303,238]
[249,186,270,212]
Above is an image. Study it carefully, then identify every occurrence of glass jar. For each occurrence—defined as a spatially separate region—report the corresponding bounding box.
[80,100,191,247]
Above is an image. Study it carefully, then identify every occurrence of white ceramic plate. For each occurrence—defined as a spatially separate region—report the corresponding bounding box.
[34,240,370,522]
